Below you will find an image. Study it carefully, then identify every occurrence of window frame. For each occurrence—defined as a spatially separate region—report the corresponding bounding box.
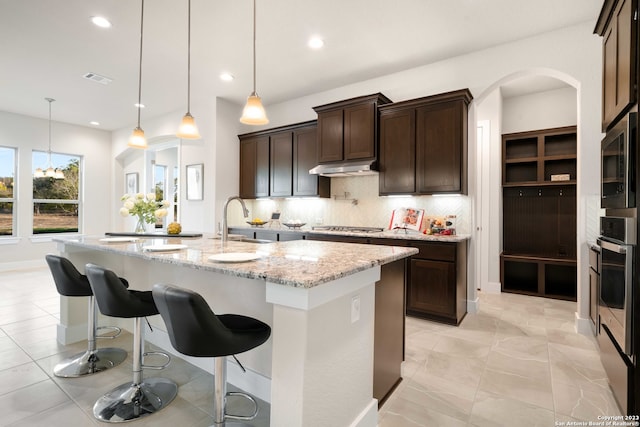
[0,145,17,238]
[31,150,83,236]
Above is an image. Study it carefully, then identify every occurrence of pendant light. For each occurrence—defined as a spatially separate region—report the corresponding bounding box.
[128,0,147,149]
[240,0,269,125]
[176,0,201,139]
[35,98,64,180]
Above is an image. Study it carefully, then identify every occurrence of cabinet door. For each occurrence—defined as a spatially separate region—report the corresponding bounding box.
[416,100,465,194]
[239,136,269,199]
[317,109,344,163]
[379,108,416,194]
[293,125,322,196]
[344,102,375,160]
[270,131,293,197]
[602,0,635,131]
[408,258,456,319]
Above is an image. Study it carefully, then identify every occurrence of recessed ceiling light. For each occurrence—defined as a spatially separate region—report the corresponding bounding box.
[90,121,100,126]
[220,73,234,82]
[135,103,145,108]
[91,16,112,28]
[308,36,324,49]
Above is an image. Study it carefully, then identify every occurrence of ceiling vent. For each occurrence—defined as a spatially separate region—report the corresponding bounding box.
[83,72,113,85]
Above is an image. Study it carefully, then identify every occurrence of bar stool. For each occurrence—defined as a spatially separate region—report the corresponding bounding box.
[85,264,178,423]
[152,283,271,426]
[45,255,127,378]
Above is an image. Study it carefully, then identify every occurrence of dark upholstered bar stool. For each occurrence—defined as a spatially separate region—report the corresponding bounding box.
[45,255,127,378]
[152,284,271,426]
[86,264,177,423]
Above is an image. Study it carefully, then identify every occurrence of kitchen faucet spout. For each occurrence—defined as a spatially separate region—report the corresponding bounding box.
[222,196,249,244]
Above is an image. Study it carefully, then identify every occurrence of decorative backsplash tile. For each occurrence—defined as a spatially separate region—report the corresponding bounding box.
[229,175,470,233]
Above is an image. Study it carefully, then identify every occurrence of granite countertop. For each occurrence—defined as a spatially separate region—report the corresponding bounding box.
[234,225,471,243]
[54,236,417,289]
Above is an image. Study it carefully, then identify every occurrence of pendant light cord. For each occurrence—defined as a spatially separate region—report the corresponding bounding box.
[136,0,145,127]
[252,0,256,94]
[187,0,192,112]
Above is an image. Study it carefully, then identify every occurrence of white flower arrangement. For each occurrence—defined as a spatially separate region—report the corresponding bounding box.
[119,193,169,226]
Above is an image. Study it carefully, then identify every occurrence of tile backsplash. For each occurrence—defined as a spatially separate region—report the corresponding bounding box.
[228,175,470,233]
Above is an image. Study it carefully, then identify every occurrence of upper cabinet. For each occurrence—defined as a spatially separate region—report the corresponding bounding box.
[313,93,392,163]
[239,135,269,199]
[378,89,472,195]
[595,0,637,131]
[238,121,330,199]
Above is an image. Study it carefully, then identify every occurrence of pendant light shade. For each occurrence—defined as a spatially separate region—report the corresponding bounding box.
[35,98,64,179]
[128,0,147,149]
[176,0,201,139]
[240,0,268,125]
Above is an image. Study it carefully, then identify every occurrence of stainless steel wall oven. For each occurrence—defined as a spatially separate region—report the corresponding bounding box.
[598,216,636,413]
[601,112,637,209]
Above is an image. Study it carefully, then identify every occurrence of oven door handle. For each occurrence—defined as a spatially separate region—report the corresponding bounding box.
[598,239,628,254]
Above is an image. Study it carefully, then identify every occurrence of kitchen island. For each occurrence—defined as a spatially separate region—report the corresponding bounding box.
[54,235,417,427]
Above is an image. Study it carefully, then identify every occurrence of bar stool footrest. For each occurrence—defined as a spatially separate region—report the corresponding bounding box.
[224,391,259,421]
[142,351,171,370]
[96,325,122,339]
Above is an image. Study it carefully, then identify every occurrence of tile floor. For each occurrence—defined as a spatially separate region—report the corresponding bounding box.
[0,266,624,426]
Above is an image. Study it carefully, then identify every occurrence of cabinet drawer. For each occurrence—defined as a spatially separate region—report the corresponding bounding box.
[411,242,456,261]
[589,246,600,272]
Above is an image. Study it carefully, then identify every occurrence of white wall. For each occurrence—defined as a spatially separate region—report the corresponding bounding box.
[502,87,578,134]
[0,111,112,269]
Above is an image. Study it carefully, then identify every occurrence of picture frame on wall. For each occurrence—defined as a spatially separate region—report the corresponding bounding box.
[186,163,204,200]
[125,172,139,195]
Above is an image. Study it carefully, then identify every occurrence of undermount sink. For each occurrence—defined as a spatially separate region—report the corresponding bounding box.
[237,238,272,244]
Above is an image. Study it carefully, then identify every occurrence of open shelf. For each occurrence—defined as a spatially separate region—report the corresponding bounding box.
[502,126,577,186]
[501,254,577,301]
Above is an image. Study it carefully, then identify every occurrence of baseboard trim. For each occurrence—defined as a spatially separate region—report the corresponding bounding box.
[467,297,479,314]
[481,281,502,293]
[575,312,594,337]
[349,398,378,427]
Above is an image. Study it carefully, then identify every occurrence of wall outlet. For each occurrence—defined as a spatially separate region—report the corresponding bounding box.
[351,295,360,323]
[316,217,323,224]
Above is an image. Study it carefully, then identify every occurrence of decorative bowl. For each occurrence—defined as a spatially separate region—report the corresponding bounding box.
[247,220,267,228]
[283,222,306,229]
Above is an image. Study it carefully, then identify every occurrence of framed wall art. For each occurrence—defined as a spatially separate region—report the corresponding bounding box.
[186,163,204,200]
[125,172,139,195]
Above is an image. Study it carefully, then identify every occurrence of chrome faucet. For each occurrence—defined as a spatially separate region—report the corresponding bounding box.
[222,196,249,244]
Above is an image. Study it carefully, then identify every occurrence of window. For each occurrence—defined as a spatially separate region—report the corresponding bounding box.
[154,163,166,228]
[32,151,81,234]
[0,147,16,236]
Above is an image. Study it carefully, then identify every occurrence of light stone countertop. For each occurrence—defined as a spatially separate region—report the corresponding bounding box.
[233,225,471,243]
[54,236,418,289]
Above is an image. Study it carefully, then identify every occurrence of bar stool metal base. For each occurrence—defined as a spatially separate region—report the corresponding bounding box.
[53,347,127,378]
[93,377,178,423]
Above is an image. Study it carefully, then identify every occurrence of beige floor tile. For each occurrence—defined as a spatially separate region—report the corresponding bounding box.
[478,365,554,410]
[431,334,492,359]
[0,380,71,426]
[380,392,468,427]
[553,379,623,421]
[491,334,549,362]
[423,349,485,390]
[485,349,551,382]
[0,361,50,396]
[548,342,610,393]
[7,401,98,427]
[469,390,555,427]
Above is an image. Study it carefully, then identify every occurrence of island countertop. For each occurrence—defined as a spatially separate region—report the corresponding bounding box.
[54,235,417,289]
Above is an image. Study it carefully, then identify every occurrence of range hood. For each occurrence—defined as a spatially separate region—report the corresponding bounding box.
[309,159,378,177]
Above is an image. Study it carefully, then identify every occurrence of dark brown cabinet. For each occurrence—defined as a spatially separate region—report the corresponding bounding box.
[313,93,391,164]
[378,89,472,195]
[239,121,329,199]
[293,125,330,197]
[239,135,269,199]
[270,131,293,197]
[406,241,467,325]
[595,0,637,131]
[502,126,577,187]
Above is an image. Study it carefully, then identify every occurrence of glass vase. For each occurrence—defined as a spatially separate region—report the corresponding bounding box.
[134,217,147,234]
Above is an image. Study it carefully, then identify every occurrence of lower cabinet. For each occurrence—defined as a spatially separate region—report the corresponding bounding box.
[406,241,467,325]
